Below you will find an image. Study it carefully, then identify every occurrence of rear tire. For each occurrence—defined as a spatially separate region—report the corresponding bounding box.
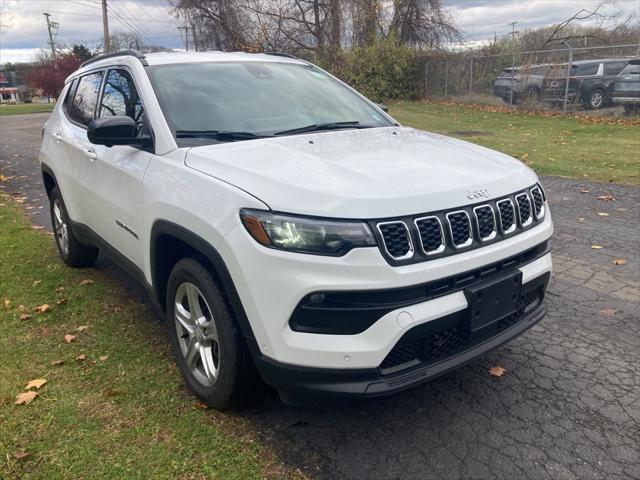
[49,187,99,268]
[166,257,256,409]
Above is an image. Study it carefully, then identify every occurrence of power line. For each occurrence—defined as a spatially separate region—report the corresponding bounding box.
[107,4,162,48]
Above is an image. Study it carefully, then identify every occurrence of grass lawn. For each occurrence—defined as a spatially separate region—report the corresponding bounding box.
[0,103,55,115]
[391,101,640,185]
[0,201,298,479]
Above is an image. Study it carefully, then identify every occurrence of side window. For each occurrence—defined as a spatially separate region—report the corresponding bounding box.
[63,80,77,111]
[604,62,627,76]
[68,72,103,126]
[573,63,599,76]
[100,69,144,133]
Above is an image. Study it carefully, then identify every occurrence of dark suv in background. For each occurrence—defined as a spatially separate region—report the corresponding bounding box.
[612,59,640,114]
[493,64,551,104]
[542,58,630,109]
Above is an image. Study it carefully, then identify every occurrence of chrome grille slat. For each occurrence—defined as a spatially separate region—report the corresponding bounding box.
[473,204,497,241]
[377,221,414,260]
[414,216,445,255]
[446,211,472,249]
[515,193,533,227]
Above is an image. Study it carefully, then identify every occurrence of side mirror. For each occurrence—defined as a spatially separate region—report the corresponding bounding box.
[87,116,151,147]
[376,103,389,113]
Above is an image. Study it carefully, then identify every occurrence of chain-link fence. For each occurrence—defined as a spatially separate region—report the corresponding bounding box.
[422,43,640,113]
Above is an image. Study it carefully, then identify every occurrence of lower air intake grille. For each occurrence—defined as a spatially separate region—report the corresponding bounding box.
[447,211,472,247]
[378,222,412,259]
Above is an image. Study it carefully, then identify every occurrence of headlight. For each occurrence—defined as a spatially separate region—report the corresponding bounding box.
[240,209,377,256]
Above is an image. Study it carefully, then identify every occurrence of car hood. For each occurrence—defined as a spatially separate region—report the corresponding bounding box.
[185,127,538,219]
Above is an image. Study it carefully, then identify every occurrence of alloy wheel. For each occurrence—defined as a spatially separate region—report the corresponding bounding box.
[590,91,603,108]
[174,282,221,387]
[53,198,69,257]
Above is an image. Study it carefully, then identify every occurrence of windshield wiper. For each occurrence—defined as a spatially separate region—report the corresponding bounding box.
[274,121,376,136]
[175,130,271,141]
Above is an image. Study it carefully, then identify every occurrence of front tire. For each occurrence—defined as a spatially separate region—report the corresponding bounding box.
[584,88,605,110]
[49,186,98,267]
[166,257,254,409]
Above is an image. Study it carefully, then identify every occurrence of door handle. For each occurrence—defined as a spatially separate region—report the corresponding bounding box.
[85,149,97,161]
[53,132,62,144]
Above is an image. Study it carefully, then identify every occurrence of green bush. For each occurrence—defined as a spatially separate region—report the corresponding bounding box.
[323,37,422,102]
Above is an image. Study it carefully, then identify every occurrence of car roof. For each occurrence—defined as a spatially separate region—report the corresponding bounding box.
[68,50,307,82]
[570,58,630,66]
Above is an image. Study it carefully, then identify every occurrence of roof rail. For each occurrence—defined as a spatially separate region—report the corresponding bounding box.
[80,50,148,68]
[263,51,301,60]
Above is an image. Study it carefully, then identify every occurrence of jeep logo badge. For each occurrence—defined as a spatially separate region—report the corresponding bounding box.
[466,188,490,199]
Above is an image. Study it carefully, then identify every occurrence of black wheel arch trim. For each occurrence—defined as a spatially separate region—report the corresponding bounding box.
[41,163,59,198]
[150,220,259,348]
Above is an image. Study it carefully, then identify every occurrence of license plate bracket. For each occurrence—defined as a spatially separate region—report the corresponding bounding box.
[464,270,522,332]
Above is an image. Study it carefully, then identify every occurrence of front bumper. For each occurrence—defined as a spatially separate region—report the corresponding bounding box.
[255,271,549,398]
[220,209,553,371]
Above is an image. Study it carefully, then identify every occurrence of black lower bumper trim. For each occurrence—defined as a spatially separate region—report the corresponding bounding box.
[254,299,547,399]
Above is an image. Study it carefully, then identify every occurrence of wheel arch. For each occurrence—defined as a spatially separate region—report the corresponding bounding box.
[150,220,258,348]
[41,163,58,198]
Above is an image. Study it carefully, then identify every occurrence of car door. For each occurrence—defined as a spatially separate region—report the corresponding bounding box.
[88,67,152,268]
[56,70,105,225]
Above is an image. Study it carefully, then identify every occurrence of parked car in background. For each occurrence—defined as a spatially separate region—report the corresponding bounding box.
[493,64,551,104]
[542,58,630,109]
[612,59,640,114]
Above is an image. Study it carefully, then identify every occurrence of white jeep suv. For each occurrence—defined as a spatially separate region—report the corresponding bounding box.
[39,50,553,408]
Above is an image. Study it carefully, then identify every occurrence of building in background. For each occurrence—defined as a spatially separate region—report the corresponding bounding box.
[0,70,31,103]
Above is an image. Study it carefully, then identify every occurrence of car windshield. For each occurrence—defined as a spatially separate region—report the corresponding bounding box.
[147,61,393,145]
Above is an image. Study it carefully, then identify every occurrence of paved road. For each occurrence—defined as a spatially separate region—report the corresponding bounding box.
[1,114,639,480]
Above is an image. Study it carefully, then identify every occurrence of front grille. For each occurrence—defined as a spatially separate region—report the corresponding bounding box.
[373,184,545,265]
[516,193,532,226]
[474,205,496,241]
[530,187,544,219]
[377,221,413,259]
[446,211,472,248]
[497,199,516,234]
[379,282,546,373]
[415,216,444,254]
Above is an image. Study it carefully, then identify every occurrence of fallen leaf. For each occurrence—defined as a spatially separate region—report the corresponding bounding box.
[14,450,29,460]
[76,325,90,332]
[34,304,51,314]
[591,245,603,250]
[32,280,42,287]
[576,217,585,223]
[64,334,77,343]
[597,212,609,217]
[25,378,47,390]
[599,308,616,317]
[17,304,26,311]
[55,286,65,292]
[580,188,590,193]
[31,225,45,230]
[15,391,38,405]
[76,354,86,361]
[3,298,10,309]
[56,298,67,305]
[613,259,626,265]
[20,314,32,321]
[597,195,615,201]
[99,355,109,361]
[489,366,506,377]
[0,174,7,182]
[615,207,627,212]
[79,279,94,286]
[194,401,209,410]
[51,359,65,366]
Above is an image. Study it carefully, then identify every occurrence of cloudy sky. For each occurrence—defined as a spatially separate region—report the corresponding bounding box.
[0,0,638,63]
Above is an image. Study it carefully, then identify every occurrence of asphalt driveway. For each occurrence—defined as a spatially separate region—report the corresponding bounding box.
[1,113,639,480]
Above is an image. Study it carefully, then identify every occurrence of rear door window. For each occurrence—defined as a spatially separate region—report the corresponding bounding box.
[67,72,103,126]
[604,62,628,75]
[572,63,599,76]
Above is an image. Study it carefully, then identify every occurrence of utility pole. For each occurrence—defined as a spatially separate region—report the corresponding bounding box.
[101,0,110,54]
[42,12,58,60]
[507,21,518,107]
[178,26,189,51]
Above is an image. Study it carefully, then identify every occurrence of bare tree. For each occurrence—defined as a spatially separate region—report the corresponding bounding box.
[389,0,460,48]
